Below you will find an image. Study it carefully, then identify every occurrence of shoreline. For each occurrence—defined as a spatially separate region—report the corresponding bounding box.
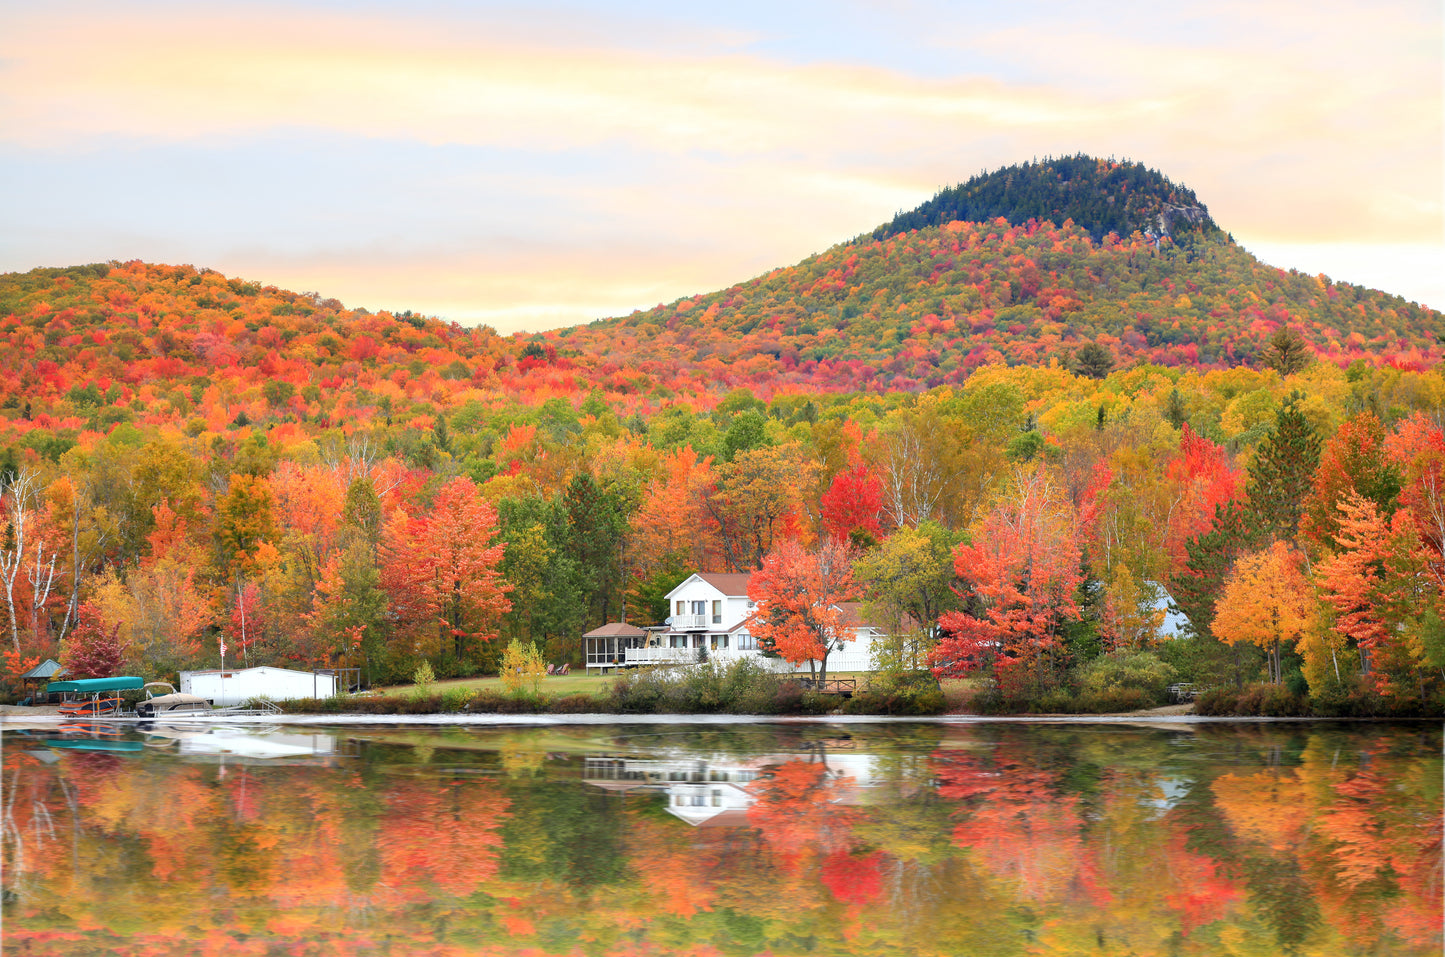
[2,706,1434,730]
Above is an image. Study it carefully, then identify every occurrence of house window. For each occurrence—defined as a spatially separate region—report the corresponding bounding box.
[675,600,685,616]
[691,600,706,617]
[737,634,755,651]
[711,790,722,807]
[712,600,722,623]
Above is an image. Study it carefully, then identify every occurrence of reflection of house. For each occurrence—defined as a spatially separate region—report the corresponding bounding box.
[142,726,344,762]
[583,751,876,826]
[583,572,883,674]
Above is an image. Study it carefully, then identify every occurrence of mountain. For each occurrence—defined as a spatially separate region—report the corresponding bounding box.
[867,155,1223,245]
[553,160,1438,390]
[0,157,1437,455]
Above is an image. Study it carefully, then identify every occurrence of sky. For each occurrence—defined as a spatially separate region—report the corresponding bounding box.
[2,0,1441,334]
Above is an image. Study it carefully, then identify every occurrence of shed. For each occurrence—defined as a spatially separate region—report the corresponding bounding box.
[179,666,338,707]
[20,658,67,702]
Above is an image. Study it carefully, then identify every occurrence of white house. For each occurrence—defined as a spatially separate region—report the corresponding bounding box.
[583,572,883,674]
[1144,581,1192,639]
[180,666,339,706]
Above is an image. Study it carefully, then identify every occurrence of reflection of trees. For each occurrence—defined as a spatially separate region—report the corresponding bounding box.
[0,726,1438,956]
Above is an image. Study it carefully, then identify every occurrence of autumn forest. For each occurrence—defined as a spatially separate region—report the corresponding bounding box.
[1,158,1442,711]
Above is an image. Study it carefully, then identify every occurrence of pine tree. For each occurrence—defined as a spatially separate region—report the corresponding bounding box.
[1074,341,1114,379]
[1260,327,1312,375]
[1245,393,1322,543]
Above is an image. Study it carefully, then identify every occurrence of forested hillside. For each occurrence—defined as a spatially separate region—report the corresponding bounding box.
[868,155,1223,243]
[0,157,1441,710]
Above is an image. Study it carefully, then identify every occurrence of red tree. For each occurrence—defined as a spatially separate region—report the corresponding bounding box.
[820,457,885,544]
[1164,424,1242,573]
[60,602,126,678]
[1314,491,1429,693]
[933,468,1083,690]
[226,581,266,664]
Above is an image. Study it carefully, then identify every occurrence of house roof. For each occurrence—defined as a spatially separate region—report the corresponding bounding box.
[837,602,887,630]
[583,622,648,639]
[19,658,65,681]
[695,572,753,596]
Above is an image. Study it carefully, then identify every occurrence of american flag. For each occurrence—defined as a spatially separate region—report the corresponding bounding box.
[219,638,228,659]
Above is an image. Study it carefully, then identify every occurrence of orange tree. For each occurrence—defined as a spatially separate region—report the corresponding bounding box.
[1212,540,1314,684]
[746,537,859,684]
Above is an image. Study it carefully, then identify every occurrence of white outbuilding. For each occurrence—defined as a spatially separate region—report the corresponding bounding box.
[179,666,339,707]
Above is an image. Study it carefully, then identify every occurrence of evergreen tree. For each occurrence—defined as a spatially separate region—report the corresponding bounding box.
[1245,393,1321,543]
[562,473,634,629]
[1260,327,1312,375]
[1074,341,1114,380]
[1164,389,1187,429]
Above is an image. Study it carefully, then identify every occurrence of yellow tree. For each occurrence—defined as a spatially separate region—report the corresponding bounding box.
[704,444,819,571]
[1213,541,1314,683]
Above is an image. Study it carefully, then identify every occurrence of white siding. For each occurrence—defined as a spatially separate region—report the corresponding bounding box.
[180,667,336,707]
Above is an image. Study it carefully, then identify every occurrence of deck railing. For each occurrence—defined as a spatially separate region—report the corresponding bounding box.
[625,647,699,666]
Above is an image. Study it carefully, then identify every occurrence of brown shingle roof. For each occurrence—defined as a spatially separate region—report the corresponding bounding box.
[582,622,648,639]
[695,572,753,596]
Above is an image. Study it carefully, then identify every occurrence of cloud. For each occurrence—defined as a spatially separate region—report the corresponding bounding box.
[1,2,1439,328]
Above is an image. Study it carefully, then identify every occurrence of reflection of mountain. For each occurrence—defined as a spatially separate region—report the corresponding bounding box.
[583,752,877,826]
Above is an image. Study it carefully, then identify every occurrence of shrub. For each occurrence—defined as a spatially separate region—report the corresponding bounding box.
[440,687,477,712]
[548,693,602,714]
[412,661,435,696]
[605,661,836,714]
[845,671,946,715]
[1077,649,1176,704]
[1196,682,1309,716]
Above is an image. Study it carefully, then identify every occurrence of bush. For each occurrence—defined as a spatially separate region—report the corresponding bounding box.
[845,671,946,715]
[1077,649,1176,704]
[1196,683,1309,716]
[439,687,477,712]
[547,693,602,714]
[605,660,835,714]
[412,661,435,696]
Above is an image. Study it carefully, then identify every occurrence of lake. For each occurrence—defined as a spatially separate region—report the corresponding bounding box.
[1,718,1439,956]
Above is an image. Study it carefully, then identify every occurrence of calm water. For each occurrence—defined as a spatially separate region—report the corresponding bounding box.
[1,719,1439,956]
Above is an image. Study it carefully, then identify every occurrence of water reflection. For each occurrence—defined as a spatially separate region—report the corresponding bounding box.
[1,721,1439,956]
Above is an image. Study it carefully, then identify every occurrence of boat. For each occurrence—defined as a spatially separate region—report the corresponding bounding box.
[57,696,124,716]
[134,692,212,718]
